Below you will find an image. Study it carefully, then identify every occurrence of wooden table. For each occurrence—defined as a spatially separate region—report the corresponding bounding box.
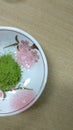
[0,0,73,130]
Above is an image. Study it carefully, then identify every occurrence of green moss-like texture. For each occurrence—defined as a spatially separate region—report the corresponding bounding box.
[0,54,21,91]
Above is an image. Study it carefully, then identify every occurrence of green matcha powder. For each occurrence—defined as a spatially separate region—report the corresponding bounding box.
[0,54,21,91]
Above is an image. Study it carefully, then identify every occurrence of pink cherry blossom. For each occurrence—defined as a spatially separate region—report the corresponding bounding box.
[10,89,36,111]
[15,40,39,68]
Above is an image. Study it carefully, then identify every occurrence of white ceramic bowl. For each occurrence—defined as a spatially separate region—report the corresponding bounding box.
[0,26,48,116]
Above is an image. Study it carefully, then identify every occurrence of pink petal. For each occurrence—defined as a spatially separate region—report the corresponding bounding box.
[0,90,4,99]
[15,41,40,68]
[10,89,36,111]
[21,40,29,46]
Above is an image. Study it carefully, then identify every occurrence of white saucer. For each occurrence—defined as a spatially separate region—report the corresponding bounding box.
[0,26,48,116]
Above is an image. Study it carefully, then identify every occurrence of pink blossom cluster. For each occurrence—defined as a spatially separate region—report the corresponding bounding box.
[15,40,39,68]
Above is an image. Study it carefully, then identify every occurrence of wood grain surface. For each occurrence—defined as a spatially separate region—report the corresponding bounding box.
[0,0,73,130]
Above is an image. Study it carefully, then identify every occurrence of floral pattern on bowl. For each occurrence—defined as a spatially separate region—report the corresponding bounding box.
[10,89,36,111]
[5,35,40,69]
[15,39,40,68]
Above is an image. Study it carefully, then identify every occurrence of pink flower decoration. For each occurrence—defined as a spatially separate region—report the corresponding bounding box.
[15,40,39,68]
[0,90,4,99]
[10,89,36,111]
[19,40,29,50]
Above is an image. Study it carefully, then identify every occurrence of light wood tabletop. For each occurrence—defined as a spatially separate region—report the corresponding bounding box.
[0,0,73,130]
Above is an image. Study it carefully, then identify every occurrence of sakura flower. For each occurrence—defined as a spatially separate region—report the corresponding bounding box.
[15,40,39,68]
[10,89,36,111]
